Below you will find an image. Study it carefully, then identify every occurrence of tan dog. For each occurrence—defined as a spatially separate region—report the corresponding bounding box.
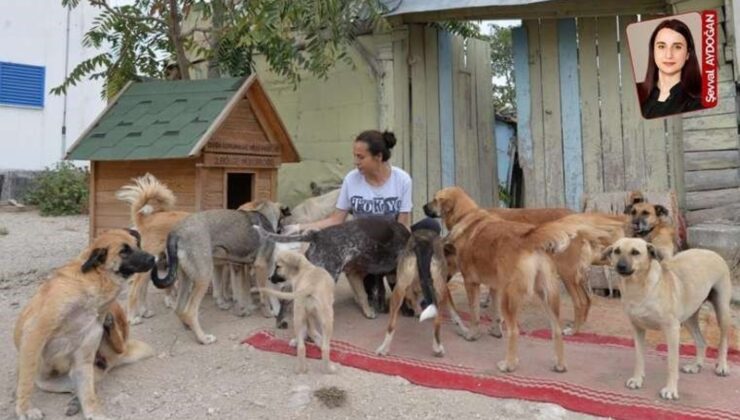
[423,187,623,373]
[14,229,155,420]
[602,238,732,400]
[624,191,677,257]
[259,250,337,374]
[488,207,627,335]
[116,173,189,324]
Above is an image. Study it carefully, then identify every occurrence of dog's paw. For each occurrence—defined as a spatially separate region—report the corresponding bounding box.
[659,386,679,400]
[323,362,338,374]
[487,325,503,338]
[496,360,517,373]
[232,305,250,317]
[464,330,482,342]
[163,296,176,309]
[199,334,217,345]
[288,338,298,348]
[562,325,575,336]
[142,308,155,318]
[18,407,44,420]
[128,315,144,326]
[65,396,81,416]
[260,306,274,318]
[432,344,445,358]
[715,363,730,377]
[216,300,233,310]
[375,345,389,356]
[681,363,702,374]
[363,308,377,320]
[552,363,567,373]
[625,376,644,389]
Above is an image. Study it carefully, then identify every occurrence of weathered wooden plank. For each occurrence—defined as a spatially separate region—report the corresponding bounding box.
[527,19,547,207]
[685,168,740,191]
[89,162,97,242]
[577,17,604,196]
[684,150,740,170]
[539,19,565,207]
[683,128,738,151]
[683,96,737,117]
[424,26,442,199]
[686,202,740,224]
[472,37,496,208]
[512,24,536,204]
[438,30,455,187]
[597,17,625,191]
[666,116,684,207]
[618,15,647,192]
[686,187,740,210]
[728,0,740,82]
[683,112,738,130]
[558,18,583,210]
[409,24,428,220]
[453,35,481,202]
[670,0,724,14]
[393,27,410,171]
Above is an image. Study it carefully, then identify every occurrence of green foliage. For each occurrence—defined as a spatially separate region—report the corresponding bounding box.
[498,184,512,207]
[485,24,515,113]
[25,162,89,217]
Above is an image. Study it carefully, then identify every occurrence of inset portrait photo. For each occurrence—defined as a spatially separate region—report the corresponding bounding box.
[626,11,719,119]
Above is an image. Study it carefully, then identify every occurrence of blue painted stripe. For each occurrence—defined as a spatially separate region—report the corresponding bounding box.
[557,19,583,210]
[512,26,532,171]
[0,62,45,108]
[438,30,455,187]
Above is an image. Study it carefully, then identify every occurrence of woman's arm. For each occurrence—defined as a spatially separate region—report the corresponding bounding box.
[397,212,411,230]
[296,209,348,232]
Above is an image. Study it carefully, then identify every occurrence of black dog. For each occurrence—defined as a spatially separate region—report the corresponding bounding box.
[256,217,410,322]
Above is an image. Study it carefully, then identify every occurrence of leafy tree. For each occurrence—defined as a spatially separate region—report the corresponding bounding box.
[486,23,515,113]
[52,0,389,98]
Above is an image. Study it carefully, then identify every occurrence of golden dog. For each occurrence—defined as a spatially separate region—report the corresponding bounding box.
[424,187,623,373]
[14,229,155,420]
[116,173,189,324]
[259,250,337,374]
[603,238,732,400]
[624,191,677,257]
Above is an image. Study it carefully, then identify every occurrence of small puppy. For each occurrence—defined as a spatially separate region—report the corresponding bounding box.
[259,250,337,374]
[14,229,155,420]
[65,301,154,416]
[624,191,677,257]
[603,238,732,400]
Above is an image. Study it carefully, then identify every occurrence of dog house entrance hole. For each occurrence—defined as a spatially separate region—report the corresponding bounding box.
[226,172,253,209]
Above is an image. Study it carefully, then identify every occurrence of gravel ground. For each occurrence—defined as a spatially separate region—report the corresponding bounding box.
[0,210,600,420]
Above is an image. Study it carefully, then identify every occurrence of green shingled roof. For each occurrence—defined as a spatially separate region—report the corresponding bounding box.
[67,77,246,160]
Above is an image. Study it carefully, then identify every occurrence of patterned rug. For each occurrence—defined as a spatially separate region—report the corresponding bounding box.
[243,296,740,420]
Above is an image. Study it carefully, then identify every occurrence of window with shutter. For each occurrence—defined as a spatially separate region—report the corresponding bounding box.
[0,62,45,108]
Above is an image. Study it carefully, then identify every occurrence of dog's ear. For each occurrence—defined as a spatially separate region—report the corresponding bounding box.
[443,242,456,256]
[126,228,142,248]
[647,243,664,261]
[280,206,291,217]
[623,204,633,215]
[654,204,669,217]
[600,246,614,262]
[629,191,645,205]
[103,312,115,331]
[82,247,108,273]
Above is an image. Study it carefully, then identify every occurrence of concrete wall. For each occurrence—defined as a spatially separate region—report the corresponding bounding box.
[0,1,121,170]
[254,37,379,206]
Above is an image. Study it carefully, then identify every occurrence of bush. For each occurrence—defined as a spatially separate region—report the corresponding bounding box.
[25,162,89,216]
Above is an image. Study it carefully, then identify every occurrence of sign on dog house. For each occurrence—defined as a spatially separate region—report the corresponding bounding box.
[66,75,299,239]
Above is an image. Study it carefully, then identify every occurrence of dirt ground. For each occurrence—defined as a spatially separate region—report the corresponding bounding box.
[2,209,736,420]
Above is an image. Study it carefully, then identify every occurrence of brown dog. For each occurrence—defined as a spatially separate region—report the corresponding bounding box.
[424,187,624,373]
[259,250,337,374]
[116,173,190,324]
[603,238,732,400]
[624,191,677,257]
[14,229,155,420]
[487,207,628,335]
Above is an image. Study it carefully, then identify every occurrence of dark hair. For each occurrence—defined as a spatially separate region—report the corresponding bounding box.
[637,19,701,106]
[355,130,397,162]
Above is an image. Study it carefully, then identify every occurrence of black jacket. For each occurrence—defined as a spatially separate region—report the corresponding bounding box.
[641,83,703,119]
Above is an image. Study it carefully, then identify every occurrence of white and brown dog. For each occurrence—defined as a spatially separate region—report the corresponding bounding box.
[603,238,732,400]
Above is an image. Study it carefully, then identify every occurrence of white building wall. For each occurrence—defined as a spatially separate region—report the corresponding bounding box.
[0,1,120,170]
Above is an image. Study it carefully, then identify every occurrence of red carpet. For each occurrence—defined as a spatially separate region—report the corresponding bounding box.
[243,298,740,420]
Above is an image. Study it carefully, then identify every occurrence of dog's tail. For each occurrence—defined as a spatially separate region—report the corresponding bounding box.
[414,235,441,322]
[256,287,311,301]
[115,173,177,228]
[526,213,627,254]
[150,232,179,289]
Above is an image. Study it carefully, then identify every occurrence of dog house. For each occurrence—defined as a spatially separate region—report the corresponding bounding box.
[66,75,299,239]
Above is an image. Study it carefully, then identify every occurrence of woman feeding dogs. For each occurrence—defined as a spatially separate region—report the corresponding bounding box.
[282,129,412,231]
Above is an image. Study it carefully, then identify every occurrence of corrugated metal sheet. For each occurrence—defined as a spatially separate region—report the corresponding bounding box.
[0,62,45,108]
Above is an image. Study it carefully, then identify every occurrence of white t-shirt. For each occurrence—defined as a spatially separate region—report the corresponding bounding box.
[336,167,412,220]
